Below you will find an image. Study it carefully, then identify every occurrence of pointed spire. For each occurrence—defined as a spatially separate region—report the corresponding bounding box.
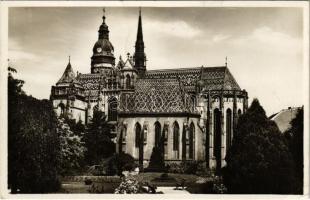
[134,7,146,75]
[137,7,143,41]
[57,58,76,84]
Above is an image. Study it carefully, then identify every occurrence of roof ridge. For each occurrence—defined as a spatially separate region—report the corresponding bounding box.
[147,66,226,73]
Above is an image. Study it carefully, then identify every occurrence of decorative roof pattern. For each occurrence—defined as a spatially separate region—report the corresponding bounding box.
[119,78,197,114]
[145,66,241,92]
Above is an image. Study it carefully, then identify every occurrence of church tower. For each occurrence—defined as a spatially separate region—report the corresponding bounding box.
[91,9,115,74]
[133,8,146,76]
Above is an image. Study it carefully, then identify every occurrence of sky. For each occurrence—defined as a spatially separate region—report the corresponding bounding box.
[8,7,304,116]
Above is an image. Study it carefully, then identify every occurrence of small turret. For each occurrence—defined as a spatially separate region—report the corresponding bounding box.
[57,56,75,85]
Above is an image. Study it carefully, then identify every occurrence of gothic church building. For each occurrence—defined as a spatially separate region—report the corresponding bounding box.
[50,9,248,170]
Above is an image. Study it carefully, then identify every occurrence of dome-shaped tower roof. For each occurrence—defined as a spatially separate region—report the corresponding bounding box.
[91,8,115,74]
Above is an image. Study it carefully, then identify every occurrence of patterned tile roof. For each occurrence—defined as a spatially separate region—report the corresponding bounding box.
[145,66,241,92]
[119,78,197,114]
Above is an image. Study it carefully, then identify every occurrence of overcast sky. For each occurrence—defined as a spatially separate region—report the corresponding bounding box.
[8,7,304,116]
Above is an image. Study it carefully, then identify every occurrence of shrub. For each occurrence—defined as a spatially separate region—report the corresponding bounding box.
[105,153,136,176]
[166,163,183,173]
[166,161,206,175]
[181,161,199,174]
[146,147,166,172]
[212,176,227,194]
[114,175,140,194]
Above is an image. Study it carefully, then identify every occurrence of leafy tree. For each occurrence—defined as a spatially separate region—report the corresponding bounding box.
[223,99,297,194]
[83,110,115,165]
[8,68,61,193]
[57,117,85,175]
[284,107,303,194]
[63,116,85,137]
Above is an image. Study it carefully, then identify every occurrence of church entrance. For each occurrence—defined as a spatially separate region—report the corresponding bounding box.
[213,108,222,172]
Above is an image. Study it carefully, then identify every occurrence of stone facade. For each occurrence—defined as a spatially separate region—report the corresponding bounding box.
[50,9,248,171]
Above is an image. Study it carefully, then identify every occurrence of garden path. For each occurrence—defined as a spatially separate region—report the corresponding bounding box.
[157,187,191,194]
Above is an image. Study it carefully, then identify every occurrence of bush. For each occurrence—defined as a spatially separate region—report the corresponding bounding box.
[146,147,166,172]
[114,175,140,194]
[166,163,183,173]
[105,153,136,176]
[166,161,206,175]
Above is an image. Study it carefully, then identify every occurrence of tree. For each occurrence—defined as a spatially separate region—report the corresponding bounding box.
[284,107,303,194]
[147,147,165,172]
[83,110,115,165]
[57,117,85,175]
[223,99,297,194]
[8,68,61,193]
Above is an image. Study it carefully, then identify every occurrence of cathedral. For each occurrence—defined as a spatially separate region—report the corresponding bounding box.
[50,9,248,171]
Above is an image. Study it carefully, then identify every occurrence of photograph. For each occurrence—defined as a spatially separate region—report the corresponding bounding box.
[2,1,308,197]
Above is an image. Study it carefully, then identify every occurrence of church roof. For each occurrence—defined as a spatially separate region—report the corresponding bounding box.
[271,107,300,133]
[56,61,76,85]
[119,78,197,115]
[145,66,241,92]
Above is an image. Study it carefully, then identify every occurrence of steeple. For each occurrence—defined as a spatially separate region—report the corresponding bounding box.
[57,56,76,85]
[134,8,146,75]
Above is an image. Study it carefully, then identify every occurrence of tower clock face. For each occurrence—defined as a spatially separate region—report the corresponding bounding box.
[97,47,102,53]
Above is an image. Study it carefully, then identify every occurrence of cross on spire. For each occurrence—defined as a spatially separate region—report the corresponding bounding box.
[225,56,227,67]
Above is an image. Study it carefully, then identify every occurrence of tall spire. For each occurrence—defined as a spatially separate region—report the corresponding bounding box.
[137,7,143,41]
[134,7,146,75]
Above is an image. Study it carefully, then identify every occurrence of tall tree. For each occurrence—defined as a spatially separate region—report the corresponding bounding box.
[284,107,303,194]
[83,110,115,165]
[223,99,297,194]
[8,68,61,193]
[57,117,85,175]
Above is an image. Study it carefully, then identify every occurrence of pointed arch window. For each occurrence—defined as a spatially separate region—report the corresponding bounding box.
[135,123,141,148]
[189,123,195,159]
[213,108,221,170]
[226,109,232,152]
[173,122,180,159]
[126,74,131,89]
[154,122,161,148]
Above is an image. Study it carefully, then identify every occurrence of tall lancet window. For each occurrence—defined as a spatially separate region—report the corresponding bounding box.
[173,122,180,159]
[226,109,232,152]
[154,122,161,148]
[135,123,141,148]
[189,122,195,159]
